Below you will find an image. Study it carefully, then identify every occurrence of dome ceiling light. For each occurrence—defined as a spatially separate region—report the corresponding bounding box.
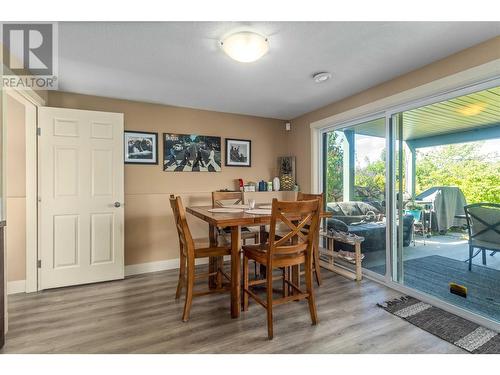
[220,31,269,63]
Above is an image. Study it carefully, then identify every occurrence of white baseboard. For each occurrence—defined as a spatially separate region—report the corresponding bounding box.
[8,259,229,293]
[124,256,231,277]
[7,280,26,295]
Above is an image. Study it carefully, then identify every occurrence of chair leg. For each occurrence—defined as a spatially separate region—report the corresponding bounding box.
[182,259,195,322]
[175,254,186,299]
[267,270,274,340]
[313,244,322,286]
[468,245,473,271]
[216,256,223,289]
[482,249,487,265]
[243,255,249,311]
[305,256,318,325]
[282,267,288,297]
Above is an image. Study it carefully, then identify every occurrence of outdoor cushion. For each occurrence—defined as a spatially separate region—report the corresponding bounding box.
[329,218,349,232]
[326,201,382,217]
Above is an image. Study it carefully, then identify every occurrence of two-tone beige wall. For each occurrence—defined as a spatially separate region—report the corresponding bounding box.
[6,36,500,283]
[287,36,500,192]
[47,92,288,271]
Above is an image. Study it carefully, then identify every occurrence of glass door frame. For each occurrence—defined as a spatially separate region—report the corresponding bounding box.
[319,111,389,283]
[318,76,500,331]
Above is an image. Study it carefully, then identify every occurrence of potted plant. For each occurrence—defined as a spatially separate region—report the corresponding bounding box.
[405,200,424,221]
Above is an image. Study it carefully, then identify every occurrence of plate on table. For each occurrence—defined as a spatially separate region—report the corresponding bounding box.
[221,204,248,209]
[245,209,272,215]
[258,204,272,209]
[207,208,244,213]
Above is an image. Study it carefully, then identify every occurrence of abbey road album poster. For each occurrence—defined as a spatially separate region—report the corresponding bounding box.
[163,133,222,172]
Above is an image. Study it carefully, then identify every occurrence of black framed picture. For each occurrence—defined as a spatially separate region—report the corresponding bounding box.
[225,138,251,167]
[124,131,158,164]
[163,133,222,172]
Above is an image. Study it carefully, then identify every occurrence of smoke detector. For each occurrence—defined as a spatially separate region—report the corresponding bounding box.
[313,72,332,83]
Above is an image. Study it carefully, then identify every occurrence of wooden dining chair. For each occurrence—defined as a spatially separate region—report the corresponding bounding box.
[242,198,321,339]
[212,191,259,245]
[297,192,324,286]
[170,195,231,322]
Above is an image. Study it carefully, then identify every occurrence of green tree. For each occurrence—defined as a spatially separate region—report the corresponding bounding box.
[325,132,343,202]
[354,150,386,201]
[415,143,500,204]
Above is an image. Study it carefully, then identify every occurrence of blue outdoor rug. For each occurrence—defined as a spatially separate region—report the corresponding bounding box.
[400,255,500,323]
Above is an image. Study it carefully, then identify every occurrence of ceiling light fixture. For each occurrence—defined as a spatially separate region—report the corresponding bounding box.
[313,72,332,83]
[457,102,486,116]
[220,31,269,63]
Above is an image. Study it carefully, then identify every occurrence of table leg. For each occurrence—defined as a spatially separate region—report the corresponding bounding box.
[208,224,219,289]
[314,232,322,286]
[231,225,241,318]
[291,221,300,294]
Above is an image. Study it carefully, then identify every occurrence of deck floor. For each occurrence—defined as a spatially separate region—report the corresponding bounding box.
[2,265,464,354]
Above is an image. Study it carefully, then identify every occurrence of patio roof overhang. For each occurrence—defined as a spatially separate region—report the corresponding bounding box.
[334,85,500,200]
[346,85,500,146]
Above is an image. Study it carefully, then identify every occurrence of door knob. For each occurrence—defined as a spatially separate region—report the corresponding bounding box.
[114,202,122,208]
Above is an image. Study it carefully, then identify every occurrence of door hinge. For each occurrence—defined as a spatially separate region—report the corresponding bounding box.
[37,259,42,268]
[37,127,41,136]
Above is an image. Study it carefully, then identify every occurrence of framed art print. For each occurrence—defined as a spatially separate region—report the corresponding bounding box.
[225,138,251,167]
[124,131,158,164]
[163,133,222,172]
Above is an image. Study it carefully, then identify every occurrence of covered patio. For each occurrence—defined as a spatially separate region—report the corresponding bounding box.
[325,85,500,323]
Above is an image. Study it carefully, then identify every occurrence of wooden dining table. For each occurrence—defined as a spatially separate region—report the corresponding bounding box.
[186,205,331,318]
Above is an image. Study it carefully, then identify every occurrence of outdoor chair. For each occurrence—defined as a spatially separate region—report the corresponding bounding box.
[464,203,500,271]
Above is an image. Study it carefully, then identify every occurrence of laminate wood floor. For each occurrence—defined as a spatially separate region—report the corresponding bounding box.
[1,266,465,354]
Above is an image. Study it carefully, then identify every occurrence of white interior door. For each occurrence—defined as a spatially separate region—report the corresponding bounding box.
[38,107,124,289]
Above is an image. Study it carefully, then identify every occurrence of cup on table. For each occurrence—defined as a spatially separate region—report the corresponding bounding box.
[248,199,256,209]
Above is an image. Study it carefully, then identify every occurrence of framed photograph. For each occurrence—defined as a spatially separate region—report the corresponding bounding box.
[163,133,222,172]
[225,138,251,167]
[124,131,158,164]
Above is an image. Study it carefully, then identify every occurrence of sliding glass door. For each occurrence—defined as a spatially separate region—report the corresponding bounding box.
[323,116,387,275]
[321,83,500,326]
[391,86,500,324]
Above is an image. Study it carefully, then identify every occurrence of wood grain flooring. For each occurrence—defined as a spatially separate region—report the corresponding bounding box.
[1,265,465,354]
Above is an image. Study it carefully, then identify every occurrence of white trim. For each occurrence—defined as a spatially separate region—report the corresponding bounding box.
[125,256,231,277]
[4,89,45,293]
[7,280,26,295]
[310,127,320,193]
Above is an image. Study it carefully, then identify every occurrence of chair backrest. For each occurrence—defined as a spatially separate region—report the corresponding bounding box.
[297,192,324,231]
[267,198,321,266]
[297,192,324,211]
[169,194,195,259]
[212,191,244,208]
[464,203,500,247]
